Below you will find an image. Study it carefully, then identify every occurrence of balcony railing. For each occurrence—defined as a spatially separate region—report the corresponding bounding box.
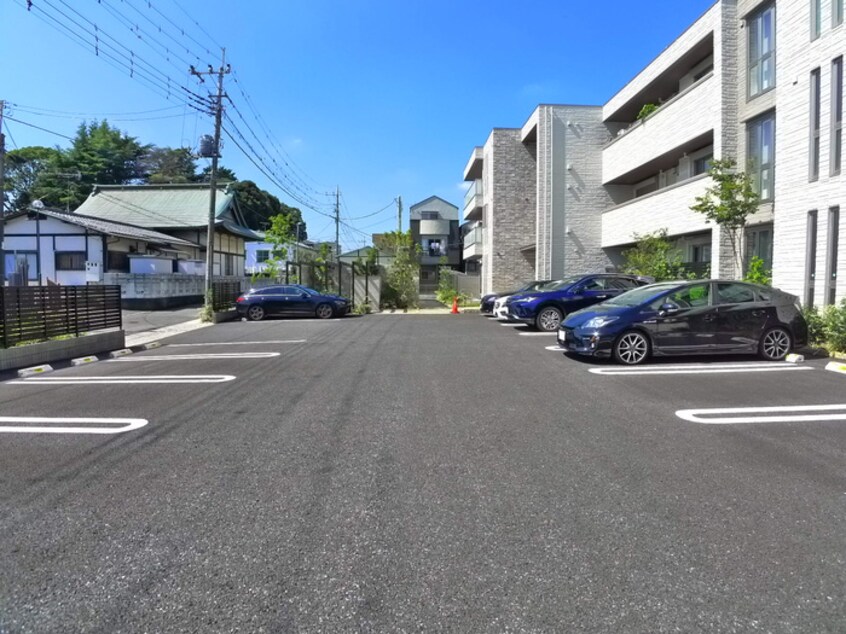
[463,180,483,211]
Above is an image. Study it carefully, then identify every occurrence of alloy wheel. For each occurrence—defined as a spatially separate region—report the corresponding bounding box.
[761,328,791,360]
[615,331,649,365]
[247,305,265,321]
[316,303,334,319]
[537,308,562,332]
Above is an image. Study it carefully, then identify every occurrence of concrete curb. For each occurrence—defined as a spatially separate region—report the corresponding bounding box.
[71,356,99,366]
[109,348,133,358]
[142,342,162,350]
[17,364,54,378]
[824,361,846,376]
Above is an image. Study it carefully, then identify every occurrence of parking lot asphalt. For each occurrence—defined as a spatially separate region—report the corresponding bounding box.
[1,313,845,632]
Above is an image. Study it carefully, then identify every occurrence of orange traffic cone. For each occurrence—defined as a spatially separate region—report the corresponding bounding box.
[451,296,460,314]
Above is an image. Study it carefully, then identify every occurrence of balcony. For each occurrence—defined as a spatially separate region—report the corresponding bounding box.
[418,218,452,236]
[601,176,711,247]
[463,226,484,260]
[463,179,483,221]
[603,73,718,185]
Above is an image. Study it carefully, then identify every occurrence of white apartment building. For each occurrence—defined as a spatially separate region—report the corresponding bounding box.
[464,0,844,305]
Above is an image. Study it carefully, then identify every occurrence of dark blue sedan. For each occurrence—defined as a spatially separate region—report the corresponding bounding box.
[558,280,808,364]
[236,285,350,321]
[505,274,650,331]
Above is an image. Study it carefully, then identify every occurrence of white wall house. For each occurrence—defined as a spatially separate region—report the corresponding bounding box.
[2,207,200,286]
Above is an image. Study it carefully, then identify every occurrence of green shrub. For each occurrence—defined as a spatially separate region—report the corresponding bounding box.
[802,305,826,346]
[743,256,772,286]
[822,299,846,352]
[636,103,659,120]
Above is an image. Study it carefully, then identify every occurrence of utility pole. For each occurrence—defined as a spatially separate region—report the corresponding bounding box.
[397,195,402,233]
[335,186,341,293]
[190,51,230,312]
[0,100,6,284]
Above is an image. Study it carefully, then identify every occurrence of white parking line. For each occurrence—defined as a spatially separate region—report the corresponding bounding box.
[0,416,148,434]
[112,352,280,361]
[168,340,306,346]
[518,331,557,336]
[499,323,523,327]
[8,375,236,385]
[589,362,814,376]
[545,345,565,351]
[676,404,846,424]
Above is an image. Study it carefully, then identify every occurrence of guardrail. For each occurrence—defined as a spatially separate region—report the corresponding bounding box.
[0,285,122,349]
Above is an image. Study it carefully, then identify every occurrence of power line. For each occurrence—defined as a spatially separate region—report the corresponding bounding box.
[3,116,75,141]
[9,103,185,117]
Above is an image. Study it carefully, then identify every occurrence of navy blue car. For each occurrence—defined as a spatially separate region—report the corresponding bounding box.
[236,285,350,321]
[506,274,650,331]
[558,280,808,364]
[480,280,552,314]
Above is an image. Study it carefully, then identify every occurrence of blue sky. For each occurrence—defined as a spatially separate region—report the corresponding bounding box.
[2,0,714,250]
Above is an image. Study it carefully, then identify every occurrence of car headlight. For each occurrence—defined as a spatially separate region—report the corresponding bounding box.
[583,316,619,329]
[334,299,347,305]
[515,296,537,303]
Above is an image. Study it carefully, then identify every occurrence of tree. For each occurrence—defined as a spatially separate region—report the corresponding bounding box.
[196,164,237,183]
[2,146,61,212]
[141,147,197,183]
[622,229,690,281]
[229,180,305,234]
[380,230,420,309]
[690,158,759,276]
[33,120,149,209]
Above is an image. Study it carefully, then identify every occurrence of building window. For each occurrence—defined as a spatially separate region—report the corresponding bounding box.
[747,111,776,201]
[107,250,130,272]
[806,210,819,307]
[3,252,38,282]
[833,57,844,176]
[55,251,86,271]
[748,4,776,98]
[835,0,844,26]
[811,68,822,181]
[420,211,440,220]
[256,249,271,263]
[747,226,773,271]
[826,207,840,305]
[224,253,234,276]
[812,0,822,39]
[693,155,713,175]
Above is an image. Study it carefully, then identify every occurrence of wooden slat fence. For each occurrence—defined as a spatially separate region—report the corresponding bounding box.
[0,286,122,349]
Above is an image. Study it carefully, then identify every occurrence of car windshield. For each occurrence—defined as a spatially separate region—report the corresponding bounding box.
[603,282,685,307]
[539,276,582,291]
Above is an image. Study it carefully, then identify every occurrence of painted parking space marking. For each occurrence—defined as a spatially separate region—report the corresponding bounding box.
[518,331,557,336]
[676,404,846,425]
[112,352,280,361]
[0,416,148,434]
[8,375,236,385]
[545,345,566,351]
[499,323,524,327]
[168,340,306,347]
[588,362,813,376]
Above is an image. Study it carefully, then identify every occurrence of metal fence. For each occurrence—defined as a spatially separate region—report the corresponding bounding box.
[211,280,244,311]
[0,285,122,349]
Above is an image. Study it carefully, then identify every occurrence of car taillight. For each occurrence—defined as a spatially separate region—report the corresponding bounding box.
[236,295,246,303]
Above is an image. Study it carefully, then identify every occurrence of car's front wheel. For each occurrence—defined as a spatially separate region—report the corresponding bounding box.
[535,306,563,332]
[246,304,265,321]
[315,303,334,319]
[613,330,650,365]
[759,327,792,361]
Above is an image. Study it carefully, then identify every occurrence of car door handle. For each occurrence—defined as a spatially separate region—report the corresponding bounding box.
[703,314,716,322]
[595,294,609,299]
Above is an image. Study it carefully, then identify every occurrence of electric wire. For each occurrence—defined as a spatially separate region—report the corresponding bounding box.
[4,116,75,141]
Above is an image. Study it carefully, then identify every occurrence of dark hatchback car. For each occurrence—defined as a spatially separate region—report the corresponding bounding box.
[558,279,808,364]
[506,273,652,331]
[236,285,350,321]
[480,280,552,314]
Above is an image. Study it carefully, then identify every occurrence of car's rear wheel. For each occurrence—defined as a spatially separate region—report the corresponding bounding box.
[315,303,334,319]
[247,304,265,321]
[535,306,563,332]
[759,327,792,361]
[613,330,650,365]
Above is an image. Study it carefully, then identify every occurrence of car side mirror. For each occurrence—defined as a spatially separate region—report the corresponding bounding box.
[301,292,309,298]
[659,302,680,316]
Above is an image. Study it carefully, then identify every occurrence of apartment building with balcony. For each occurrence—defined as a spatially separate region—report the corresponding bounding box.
[462,0,843,304]
[463,105,610,296]
[409,196,460,292]
[600,1,740,278]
